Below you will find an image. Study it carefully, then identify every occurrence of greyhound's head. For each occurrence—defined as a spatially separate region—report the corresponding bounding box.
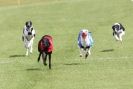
[81,29,88,39]
[25,21,32,28]
[25,21,33,35]
[114,23,120,31]
[43,38,50,48]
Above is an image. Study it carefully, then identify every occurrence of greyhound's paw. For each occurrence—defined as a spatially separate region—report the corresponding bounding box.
[85,52,89,59]
[44,63,47,66]
[30,51,33,54]
[25,53,28,56]
[80,54,82,57]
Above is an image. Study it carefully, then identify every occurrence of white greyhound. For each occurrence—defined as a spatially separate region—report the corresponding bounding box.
[22,21,35,56]
[112,23,125,42]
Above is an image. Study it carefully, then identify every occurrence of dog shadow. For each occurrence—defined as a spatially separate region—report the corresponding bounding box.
[26,68,42,71]
[64,63,81,66]
[9,54,25,58]
[100,49,114,52]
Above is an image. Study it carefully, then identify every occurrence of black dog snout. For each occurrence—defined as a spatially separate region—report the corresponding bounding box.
[28,32,32,35]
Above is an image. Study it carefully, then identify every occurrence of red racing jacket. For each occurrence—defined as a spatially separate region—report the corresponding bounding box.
[38,35,53,53]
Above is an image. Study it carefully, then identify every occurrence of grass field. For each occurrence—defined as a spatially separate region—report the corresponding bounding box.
[0,0,133,89]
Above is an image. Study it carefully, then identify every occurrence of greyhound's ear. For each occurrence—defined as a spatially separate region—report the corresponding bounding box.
[25,21,28,25]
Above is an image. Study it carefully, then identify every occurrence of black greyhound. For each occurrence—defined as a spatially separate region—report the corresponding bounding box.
[37,35,53,69]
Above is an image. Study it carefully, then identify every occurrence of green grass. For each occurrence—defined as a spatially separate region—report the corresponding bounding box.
[0,0,133,89]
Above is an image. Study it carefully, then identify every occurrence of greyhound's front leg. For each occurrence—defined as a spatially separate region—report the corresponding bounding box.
[24,40,29,56]
[88,48,91,55]
[85,48,91,59]
[42,52,47,66]
[26,48,29,56]
[29,39,34,53]
[48,53,52,69]
[38,52,42,62]
[79,48,84,57]
[114,34,120,41]
[30,46,33,53]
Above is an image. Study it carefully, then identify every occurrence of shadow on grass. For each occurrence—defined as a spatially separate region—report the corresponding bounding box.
[100,49,114,52]
[64,63,81,66]
[9,54,25,58]
[26,68,42,71]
